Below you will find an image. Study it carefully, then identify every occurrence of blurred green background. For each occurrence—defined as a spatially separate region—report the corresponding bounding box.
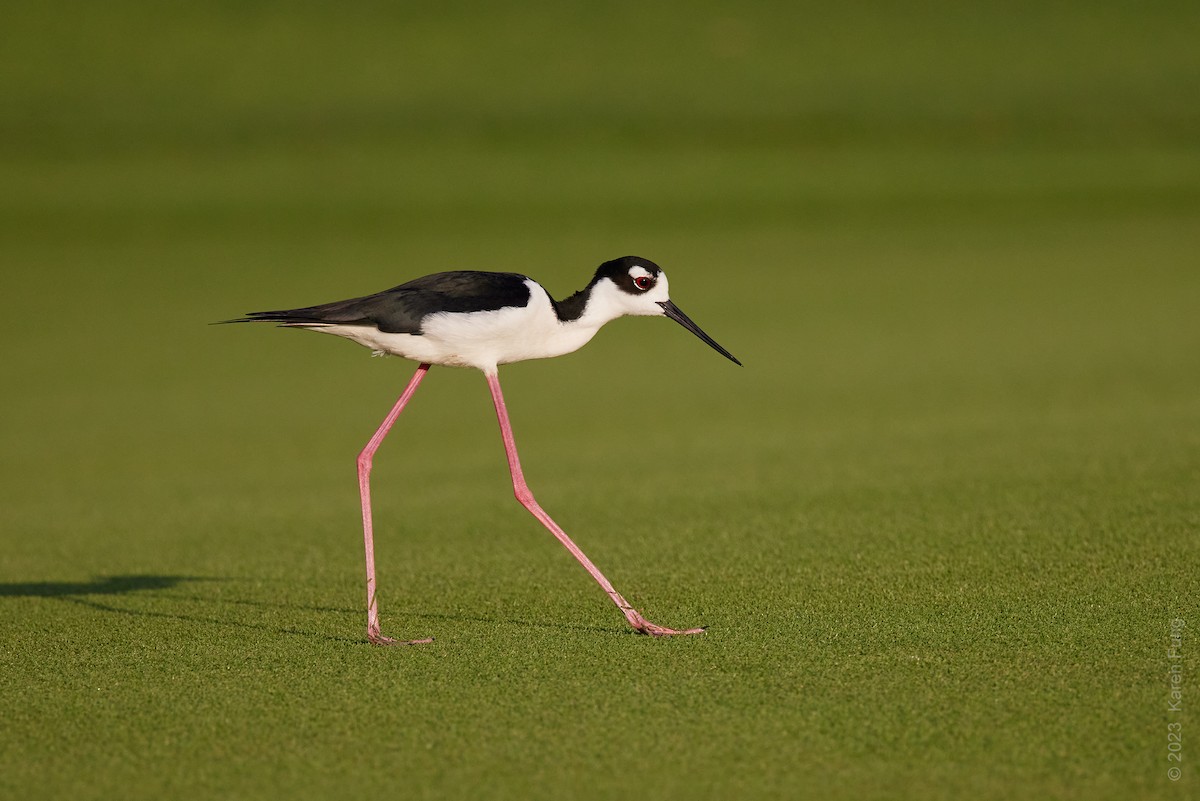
[2,2,1197,800]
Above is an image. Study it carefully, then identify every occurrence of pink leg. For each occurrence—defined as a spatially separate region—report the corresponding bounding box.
[485,371,704,637]
[357,363,434,646]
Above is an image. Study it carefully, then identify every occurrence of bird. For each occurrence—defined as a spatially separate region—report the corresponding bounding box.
[223,256,740,644]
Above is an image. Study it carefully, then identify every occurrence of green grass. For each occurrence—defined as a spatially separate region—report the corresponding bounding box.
[1,2,1198,799]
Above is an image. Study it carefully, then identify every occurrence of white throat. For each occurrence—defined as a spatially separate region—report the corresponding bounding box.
[576,273,671,328]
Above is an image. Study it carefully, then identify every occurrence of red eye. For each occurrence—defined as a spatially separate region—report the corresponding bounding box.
[634,275,654,291]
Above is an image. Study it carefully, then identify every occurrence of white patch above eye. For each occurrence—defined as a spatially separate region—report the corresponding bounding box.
[628,264,653,280]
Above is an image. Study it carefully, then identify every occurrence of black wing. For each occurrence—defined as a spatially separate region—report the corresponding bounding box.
[222,271,533,335]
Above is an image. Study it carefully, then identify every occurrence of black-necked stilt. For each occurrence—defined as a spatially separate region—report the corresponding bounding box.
[224,256,740,644]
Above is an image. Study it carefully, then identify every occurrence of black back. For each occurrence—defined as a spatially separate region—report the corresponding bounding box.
[225,271,533,334]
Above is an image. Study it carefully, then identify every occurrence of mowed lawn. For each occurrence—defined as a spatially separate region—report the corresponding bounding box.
[1,3,1197,800]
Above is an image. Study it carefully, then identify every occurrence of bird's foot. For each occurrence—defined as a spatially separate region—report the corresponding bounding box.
[630,618,707,637]
[368,629,434,647]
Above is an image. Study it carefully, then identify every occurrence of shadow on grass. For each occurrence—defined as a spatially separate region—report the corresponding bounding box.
[138,582,628,636]
[0,574,200,597]
[140,593,624,636]
[58,595,363,645]
[1,573,360,644]
[389,607,619,636]
[1,573,625,641]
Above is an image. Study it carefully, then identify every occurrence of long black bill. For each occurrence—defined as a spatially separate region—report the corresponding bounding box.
[658,300,742,366]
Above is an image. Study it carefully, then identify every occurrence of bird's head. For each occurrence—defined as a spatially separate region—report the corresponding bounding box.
[590,256,741,365]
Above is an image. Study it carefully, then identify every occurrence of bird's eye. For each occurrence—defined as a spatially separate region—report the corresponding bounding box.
[634,275,654,291]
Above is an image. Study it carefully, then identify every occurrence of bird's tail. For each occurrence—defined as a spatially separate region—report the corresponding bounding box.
[215,309,335,327]
[216,290,389,326]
